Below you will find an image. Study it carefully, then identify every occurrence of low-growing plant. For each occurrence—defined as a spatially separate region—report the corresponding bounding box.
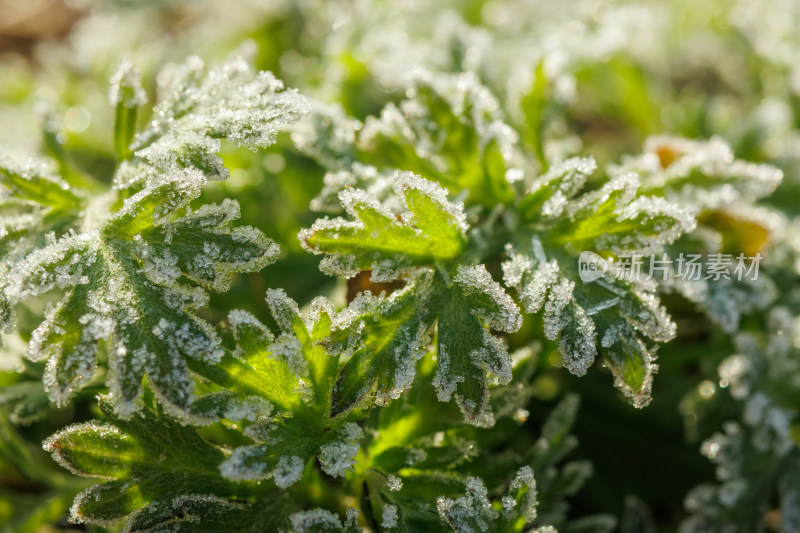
[1,2,799,532]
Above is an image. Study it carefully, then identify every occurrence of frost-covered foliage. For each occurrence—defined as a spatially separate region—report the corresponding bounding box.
[1,0,799,531]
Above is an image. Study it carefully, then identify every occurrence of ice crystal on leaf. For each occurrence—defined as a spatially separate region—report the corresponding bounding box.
[306,70,520,207]
[4,167,277,418]
[0,55,305,418]
[0,153,87,335]
[41,397,248,527]
[303,173,521,422]
[614,136,784,333]
[611,135,782,211]
[127,54,310,185]
[682,308,800,532]
[504,157,692,406]
[301,171,467,282]
[213,291,366,487]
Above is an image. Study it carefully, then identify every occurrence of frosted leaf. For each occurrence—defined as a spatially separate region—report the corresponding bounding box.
[43,397,239,527]
[612,135,782,210]
[112,55,309,189]
[108,58,147,108]
[392,171,469,235]
[265,288,302,332]
[311,163,398,214]
[301,172,467,282]
[386,475,403,492]
[135,55,310,151]
[437,476,498,533]
[353,69,517,206]
[318,423,364,478]
[503,466,538,521]
[273,455,305,488]
[136,131,228,181]
[507,152,688,405]
[453,264,522,333]
[503,237,672,407]
[0,152,85,285]
[4,167,276,418]
[381,504,399,530]
[520,156,597,221]
[562,172,695,256]
[289,509,344,532]
[330,262,520,422]
[220,446,270,481]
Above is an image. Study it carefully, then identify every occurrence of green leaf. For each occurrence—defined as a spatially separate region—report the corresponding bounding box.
[43,397,244,526]
[612,135,782,210]
[125,493,296,533]
[127,54,309,187]
[198,291,366,487]
[300,171,467,281]
[4,168,278,418]
[352,72,517,206]
[329,264,521,422]
[329,278,434,416]
[109,59,147,161]
[506,158,694,406]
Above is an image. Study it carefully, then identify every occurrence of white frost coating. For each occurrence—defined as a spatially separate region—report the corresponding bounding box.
[271,332,308,377]
[504,466,538,521]
[108,58,147,107]
[318,423,364,477]
[219,445,268,481]
[4,231,97,302]
[223,396,272,423]
[387,474,403,492]
[273,455,305,488]
[530,156,597,218]
[382,504,399,529]
[608,195,696,255]
[265,288,301,331]
[312,164,398,214]
[406,447,427,466]
[289,509,343,532]
[432,345,462,402]
[437,476,498,532]
[611,135,783,209]
[113,165,206,226]
[567,172,640,222]
[543,278,575,341]
[454,264,522,333]
[393,171,468,234]
[138,55,310,151]
[42,421,124,477]
[519,260,559,314]
[300,172,467,282]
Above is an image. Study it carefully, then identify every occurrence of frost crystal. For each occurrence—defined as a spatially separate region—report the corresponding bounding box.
[108,58,147,108]
[138,55,310,151]
[611,135,783,210]
[454,264,522,333]
[273,455,305,488]
[318,423,364,477]
[437,476,498,533]
[300,171,467,282]
[289,509,344,532]
[381,504,399,529]
[386,474,403,492]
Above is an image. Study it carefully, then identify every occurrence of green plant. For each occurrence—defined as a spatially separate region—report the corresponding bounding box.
[1,2,799,532]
